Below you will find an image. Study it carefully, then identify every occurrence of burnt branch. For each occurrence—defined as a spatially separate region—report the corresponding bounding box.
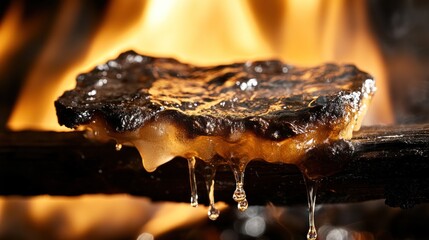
[0,124,428,208]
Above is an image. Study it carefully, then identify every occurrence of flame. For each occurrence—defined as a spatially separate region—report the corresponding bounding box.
[7,0,393,131]
[0,1,23,71]
[0,1,41,75]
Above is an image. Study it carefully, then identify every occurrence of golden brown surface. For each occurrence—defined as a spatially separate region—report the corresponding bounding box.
[55,51,375,171]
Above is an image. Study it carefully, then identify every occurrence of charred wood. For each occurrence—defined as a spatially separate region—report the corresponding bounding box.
[0,124,428,208]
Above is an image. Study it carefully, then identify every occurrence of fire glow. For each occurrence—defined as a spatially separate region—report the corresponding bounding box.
[7,0,393,131]
[1,0,397,239]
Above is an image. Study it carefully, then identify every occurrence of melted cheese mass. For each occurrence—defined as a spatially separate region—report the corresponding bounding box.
[84,94,369,172]
[56,51,376,171]
[56,52,377,228]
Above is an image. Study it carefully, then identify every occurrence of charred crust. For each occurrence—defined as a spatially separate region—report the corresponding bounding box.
[55,51,374,141]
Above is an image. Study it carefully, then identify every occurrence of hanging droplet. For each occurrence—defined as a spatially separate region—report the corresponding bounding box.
[115,143,122,151]
[207,179,219,220]
[190,195,198,208]
[237,199,248,212]
[233,182,246,202]
[231,163,248,211]
[187,157,198,207]
[304,177,318,240]
[307,226,317,240]
[208,203,220,220]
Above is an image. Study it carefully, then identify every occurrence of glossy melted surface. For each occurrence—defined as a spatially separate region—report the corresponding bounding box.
[55,50,375,145]
[55,51,375,171]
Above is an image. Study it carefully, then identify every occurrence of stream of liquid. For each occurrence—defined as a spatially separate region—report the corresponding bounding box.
[187,157,198,207]
[207,179,220,220]
[305,177,318,240]
[204,164,220,221]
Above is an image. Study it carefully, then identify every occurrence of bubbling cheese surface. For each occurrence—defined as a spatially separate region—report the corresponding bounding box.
[55,51,375,233]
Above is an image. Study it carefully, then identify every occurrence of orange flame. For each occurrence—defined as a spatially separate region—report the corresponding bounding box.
[0,1,41,75]
[0,1,23,71]
[6,1,86,131]
[7,0,393,131]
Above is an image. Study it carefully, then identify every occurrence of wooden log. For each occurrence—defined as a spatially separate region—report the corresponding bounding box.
[0,124,428,207]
